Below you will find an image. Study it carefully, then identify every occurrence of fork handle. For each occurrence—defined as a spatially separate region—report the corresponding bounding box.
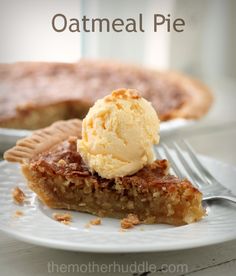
[203,195,236,204]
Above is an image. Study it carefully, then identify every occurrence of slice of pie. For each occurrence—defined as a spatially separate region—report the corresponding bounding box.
[4,119,205,226]
[0,60,213,129]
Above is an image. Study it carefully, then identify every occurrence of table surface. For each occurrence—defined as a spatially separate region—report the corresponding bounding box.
[0,77,236,276]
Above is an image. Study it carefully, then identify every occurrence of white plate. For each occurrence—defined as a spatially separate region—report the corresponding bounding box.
[0,155,236,253]
[0,119,195,152]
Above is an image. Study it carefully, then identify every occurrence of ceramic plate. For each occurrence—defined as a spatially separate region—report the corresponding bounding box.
[0,155,236,253]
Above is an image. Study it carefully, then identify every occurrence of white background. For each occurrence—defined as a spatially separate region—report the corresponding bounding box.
[0,0,236,79]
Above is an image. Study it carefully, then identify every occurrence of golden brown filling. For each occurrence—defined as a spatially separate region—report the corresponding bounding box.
[31,139,185,191]
[25,138,204,225]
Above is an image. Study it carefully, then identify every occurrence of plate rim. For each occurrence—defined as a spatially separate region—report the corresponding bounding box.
[1,222,236,253]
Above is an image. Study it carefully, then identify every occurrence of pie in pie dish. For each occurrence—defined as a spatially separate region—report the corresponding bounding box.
[4,119,205,226]
[0,59,212,129]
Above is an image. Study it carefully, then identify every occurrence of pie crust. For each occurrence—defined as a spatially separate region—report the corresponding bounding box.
[0,60,213,129]
[4,119,205,226]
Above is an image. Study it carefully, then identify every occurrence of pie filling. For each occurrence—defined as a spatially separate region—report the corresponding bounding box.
[21,138,205,225]
[0,60,212,129]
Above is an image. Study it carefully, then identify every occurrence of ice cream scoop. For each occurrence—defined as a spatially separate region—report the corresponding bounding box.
[77,88,160,179]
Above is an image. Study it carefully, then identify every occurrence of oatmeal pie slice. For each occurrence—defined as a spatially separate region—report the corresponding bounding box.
[4,119,205,225]
[0,60,213,129]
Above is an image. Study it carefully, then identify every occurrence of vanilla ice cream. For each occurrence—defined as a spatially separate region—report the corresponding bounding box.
[77,89,160,179]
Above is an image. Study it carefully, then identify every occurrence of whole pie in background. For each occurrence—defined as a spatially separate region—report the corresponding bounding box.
[0,59,213,130]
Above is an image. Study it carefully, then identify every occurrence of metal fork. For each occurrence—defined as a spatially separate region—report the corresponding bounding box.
[154,140,236,203]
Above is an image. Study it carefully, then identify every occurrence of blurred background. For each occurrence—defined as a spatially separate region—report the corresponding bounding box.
[0,0,235,80]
